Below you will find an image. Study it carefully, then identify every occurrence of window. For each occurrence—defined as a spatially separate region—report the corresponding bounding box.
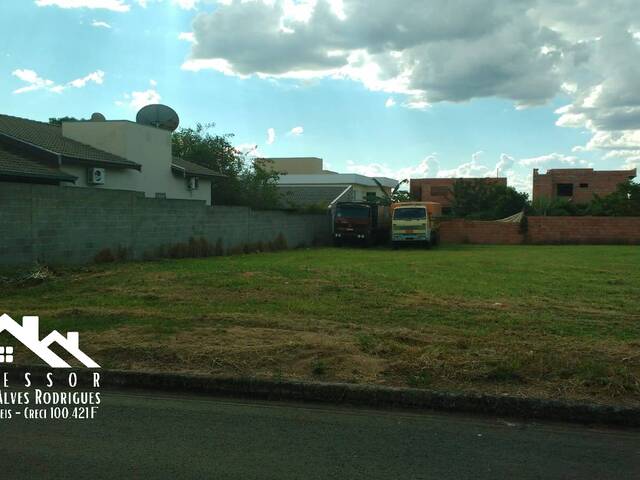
[155,193,167,199]
[0,346,14,363]
[393,207,426,220]
[336,205,370,218]
[365,191,377,202]
[188,177,199,191]
[579,183,589,188]
[556,183,574,197]
[430,186,450,196]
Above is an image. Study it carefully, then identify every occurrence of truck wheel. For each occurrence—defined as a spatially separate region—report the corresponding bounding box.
[392,242,399,250]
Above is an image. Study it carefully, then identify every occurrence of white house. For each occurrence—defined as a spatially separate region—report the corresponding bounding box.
[261,157,398,208]
[0,114,223,205]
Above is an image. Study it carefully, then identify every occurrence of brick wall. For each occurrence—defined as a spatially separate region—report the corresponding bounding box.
[526,216,640,244]
[439,219,523,244]
[439,216,640,245]
[0,182,331,265]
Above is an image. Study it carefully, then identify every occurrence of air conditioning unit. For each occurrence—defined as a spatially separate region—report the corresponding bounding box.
[187,177,199,191]
[88,168,106,185]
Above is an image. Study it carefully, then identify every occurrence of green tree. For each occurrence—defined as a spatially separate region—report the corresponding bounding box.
[590,180,640,216]
[451,179,529,219]
[172,123,280,208]
[372,179,413,204]
[49,116,84,126]
[529,197,591,216]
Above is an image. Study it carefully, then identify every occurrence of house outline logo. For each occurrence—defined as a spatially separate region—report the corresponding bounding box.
[0,314,99,368]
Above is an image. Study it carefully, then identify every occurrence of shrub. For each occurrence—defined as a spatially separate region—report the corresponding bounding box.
[94,248,115,263]
[273,233,288,251]
[214,238,224,256]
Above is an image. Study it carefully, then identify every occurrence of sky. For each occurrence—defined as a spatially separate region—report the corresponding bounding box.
[2,0,640,195]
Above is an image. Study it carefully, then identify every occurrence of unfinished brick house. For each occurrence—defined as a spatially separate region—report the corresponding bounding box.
[409,177,507,214]
[532,168,637,204]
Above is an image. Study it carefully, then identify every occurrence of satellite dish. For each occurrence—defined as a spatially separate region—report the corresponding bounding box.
[90,112,106,122]
[135,104,180,132]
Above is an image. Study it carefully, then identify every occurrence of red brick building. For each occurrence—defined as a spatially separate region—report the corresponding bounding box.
[410,177,507,213]
[532,168,636,204]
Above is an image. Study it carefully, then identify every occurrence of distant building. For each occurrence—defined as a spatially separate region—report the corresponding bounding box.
[265,157,396,208]
[410,177,507,214]
[278,173,398,208]
[532,168,637,204]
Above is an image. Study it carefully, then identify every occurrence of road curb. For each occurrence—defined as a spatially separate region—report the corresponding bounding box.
[5,365,639,427]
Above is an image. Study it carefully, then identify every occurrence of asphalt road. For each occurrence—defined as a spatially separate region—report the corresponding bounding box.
[0,390,638,479]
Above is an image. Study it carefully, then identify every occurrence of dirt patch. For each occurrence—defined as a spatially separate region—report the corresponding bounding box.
[79,322,640,406]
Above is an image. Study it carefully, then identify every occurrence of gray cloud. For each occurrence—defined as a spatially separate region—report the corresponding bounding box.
[188,0,563,105]
[187,0,640,166]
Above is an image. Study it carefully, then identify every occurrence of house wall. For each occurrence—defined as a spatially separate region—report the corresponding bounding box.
[261,157,324,175]
[61,121,211,205]
[439,217,640,245]
[0,182,331,266]
[532,168,636,204]
[410,178,508,210]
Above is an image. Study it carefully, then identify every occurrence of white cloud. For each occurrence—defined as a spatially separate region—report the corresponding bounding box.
[11,69,105,94]
[116,80,160,110]
[91,20,112,28]
[68,70,105,88]
[172,0,198,9]
[35,0,131,12]
[518,152,580,167]
[178,32,196,43]
[437,159,492,178]
[346,154,439,181]
[266,127,276,145]
[235,143,265,159]
[11,69,54,94]
[496,153,515,173]
[385,97,396,108]
[289,126,304,136]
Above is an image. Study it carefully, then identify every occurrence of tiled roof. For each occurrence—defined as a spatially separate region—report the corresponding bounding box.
[0,114,140,170]
[0,144,76,182]
[277,185,353,208]
[171,157,225,178]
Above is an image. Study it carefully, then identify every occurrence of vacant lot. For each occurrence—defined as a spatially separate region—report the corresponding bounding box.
[1,246,639,405]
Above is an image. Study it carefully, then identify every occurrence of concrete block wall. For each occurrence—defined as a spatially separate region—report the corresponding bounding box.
[0,182,331,266]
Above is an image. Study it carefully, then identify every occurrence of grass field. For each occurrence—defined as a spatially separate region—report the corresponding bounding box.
[1,245,639,405]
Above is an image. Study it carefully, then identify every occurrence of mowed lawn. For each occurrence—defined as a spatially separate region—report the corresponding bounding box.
[1,245,639,405]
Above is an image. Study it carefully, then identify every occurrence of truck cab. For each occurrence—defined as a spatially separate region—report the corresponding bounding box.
[391,202,441,248]
[333,202,390,246]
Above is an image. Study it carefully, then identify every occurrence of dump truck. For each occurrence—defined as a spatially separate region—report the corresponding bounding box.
[333,202,391,246]
[390,202,441,248]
